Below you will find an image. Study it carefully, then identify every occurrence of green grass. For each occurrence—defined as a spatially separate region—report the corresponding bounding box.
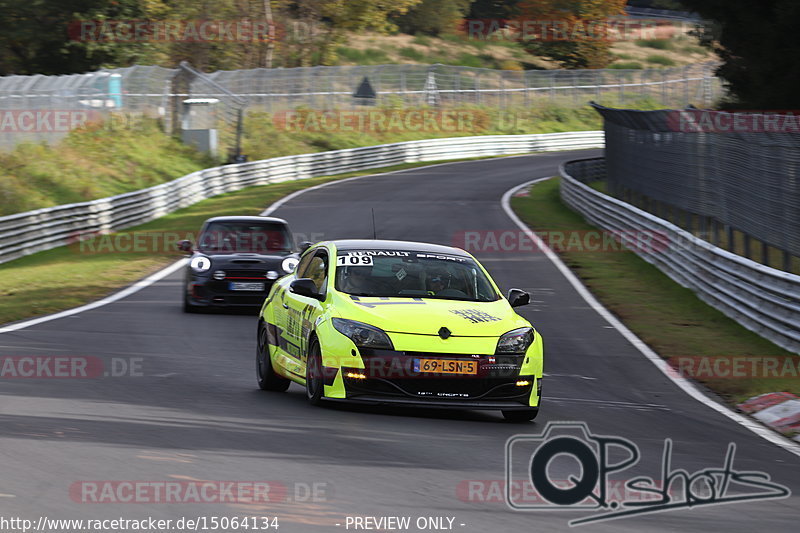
[0,158,500,326]
[0,119,212,216]
[411,35,432,46]
[511,178,798,404]
[240,105,606,160]
[635,39,675,51]
[398,47,427,62]
[646,54,677,67]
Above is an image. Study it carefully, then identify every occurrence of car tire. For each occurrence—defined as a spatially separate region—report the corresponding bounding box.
[256,323,290,392]
[305,339,324,406]
[502,408,539,422]
[183,294,200,313]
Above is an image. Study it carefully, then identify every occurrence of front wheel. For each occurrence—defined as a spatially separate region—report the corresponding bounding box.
[502,408,539,422]
[256,323,290,392]
[305,339,324,406]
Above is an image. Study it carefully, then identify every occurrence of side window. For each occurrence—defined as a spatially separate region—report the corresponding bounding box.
[306,251,329,294]
[295,251,316,279]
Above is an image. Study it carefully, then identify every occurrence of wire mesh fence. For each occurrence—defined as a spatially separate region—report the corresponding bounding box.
[594,103,800,272]
[0,62,722,150]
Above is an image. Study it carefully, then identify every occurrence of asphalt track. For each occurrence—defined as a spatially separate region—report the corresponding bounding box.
[0,151,798,532]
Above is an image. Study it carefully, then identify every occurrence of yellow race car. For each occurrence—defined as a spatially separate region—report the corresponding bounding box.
[256,240,543,421]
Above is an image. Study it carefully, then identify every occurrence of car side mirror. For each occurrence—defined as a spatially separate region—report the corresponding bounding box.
[299,241,313,254]
[507,288,531,308]
[177,240,193,253]
[290,278,322,300]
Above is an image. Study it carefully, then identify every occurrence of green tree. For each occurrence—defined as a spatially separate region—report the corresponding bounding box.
[0,0,148,75]
[680,0,800,108]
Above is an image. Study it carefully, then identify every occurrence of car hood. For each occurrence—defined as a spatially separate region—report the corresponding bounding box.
[332,294,530,337]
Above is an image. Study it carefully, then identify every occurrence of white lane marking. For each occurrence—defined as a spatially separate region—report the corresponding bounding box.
[547,397,670,411]
[502,178,800,457]
[544,372,598,381]
[0,259,188,334]
[0,155,549,334]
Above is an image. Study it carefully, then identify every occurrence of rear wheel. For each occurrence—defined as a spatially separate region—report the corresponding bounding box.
[502,408,539,422]
[305,339,324,405]
[256,323,290,392]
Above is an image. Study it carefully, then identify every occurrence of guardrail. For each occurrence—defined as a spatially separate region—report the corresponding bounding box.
[626,6,701,21]
[0,131,603,265]
[560,158,800,354]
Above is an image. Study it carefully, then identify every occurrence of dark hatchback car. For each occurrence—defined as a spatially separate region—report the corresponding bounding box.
[179,216,301,312]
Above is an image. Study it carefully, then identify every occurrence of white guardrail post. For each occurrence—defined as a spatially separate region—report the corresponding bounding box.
[0,132,604,265]
[560,158,800,354]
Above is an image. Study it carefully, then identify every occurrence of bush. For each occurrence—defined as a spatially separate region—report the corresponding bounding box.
[646,54,677,66]
[499,60,524,71]
[635,39,675,50]
[610,61,644,69]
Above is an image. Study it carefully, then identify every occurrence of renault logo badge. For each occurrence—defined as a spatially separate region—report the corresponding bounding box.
[438,327,451,339]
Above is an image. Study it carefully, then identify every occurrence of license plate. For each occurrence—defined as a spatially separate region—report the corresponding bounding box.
[413,358,477,375]
[229,282,265,291]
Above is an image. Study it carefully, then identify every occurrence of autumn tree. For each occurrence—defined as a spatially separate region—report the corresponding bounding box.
[516,0,627,69]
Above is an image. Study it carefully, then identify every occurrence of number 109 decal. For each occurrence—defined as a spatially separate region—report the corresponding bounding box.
[337,255,373,266]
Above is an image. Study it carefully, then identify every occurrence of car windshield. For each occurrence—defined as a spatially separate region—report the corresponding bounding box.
[198,222,291,253]
[334,250,500,302]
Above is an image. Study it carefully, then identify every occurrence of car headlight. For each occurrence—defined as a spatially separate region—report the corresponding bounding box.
[190,255,211,273]
[282,257,299,273]
[496,327,534,354]
[332,318,394,350]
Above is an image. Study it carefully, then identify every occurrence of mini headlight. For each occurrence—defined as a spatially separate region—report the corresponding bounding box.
[282,257,299,273]
[496,327,534,354]
[332,318,394,350]
[190,255,211,273]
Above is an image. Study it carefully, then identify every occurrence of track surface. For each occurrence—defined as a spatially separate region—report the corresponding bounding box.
[1,151,798,532]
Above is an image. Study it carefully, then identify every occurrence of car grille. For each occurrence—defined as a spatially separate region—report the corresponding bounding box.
[224,269,268,280]
[344,373,531,401]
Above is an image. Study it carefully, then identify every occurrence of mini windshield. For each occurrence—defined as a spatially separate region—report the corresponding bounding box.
[198,222,291,253]
[335,250,499,302]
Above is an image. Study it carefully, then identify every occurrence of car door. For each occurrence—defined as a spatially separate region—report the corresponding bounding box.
[284,248,329,373]
[268,250,316,378]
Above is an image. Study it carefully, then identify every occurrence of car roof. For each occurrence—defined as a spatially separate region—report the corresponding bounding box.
[202,216,288,225]
[332,239,470,257]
